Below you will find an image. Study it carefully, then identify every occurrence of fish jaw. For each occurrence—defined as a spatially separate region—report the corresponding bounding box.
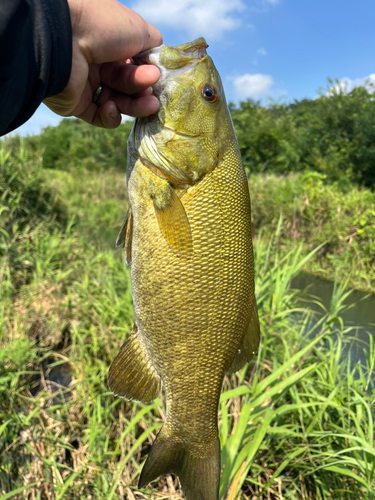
[133,37,208,71]
[133,38,212,105]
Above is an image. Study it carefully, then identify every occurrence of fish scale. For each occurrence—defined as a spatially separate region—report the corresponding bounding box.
[108,37,260,500]
[129,148,252,446]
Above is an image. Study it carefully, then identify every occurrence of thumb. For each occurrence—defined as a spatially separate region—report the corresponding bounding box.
[68,0,162,64]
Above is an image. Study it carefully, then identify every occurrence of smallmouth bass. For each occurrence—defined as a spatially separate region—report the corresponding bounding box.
[109,38,260,500]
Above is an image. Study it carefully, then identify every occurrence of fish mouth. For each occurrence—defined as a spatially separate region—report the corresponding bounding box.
[132,37,208,70]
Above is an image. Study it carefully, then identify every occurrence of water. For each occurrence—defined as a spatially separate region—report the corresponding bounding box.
[291,272,375,366]
[31,359,72,402]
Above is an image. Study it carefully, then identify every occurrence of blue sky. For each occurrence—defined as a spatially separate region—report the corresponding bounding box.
[12,0,375,136]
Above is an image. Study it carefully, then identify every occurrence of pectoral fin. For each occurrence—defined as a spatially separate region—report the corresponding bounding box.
[227,298,260,374]
[116,207,133,265]
[153,187,193,255]
[108,324,161,403]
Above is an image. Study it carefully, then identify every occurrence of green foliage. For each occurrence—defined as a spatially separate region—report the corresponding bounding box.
[229,100,301,175]
[230,79,375,187]
[28,118,133,172]
[249,172,375,293]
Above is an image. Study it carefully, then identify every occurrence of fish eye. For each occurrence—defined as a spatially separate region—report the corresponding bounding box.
[202,84,217,102]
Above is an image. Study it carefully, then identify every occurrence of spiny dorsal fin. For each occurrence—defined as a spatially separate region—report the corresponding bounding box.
[108,324,161,403]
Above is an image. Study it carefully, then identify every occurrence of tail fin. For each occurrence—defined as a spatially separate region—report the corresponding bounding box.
[138,427,220,500]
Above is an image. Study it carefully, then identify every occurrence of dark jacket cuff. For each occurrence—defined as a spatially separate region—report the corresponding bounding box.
[0,0,72,135]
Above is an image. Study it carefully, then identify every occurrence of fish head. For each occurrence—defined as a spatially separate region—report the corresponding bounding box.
[130,38,236,186]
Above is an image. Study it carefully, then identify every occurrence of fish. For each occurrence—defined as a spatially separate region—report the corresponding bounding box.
[108,37,260,500]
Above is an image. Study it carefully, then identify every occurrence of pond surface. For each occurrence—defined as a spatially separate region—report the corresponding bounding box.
[291,272,375,367]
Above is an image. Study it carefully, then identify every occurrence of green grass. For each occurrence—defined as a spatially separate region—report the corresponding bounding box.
[249,171,375,294]
[1,142,374,499]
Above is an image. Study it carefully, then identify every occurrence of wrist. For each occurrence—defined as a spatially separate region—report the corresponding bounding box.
[66,0,93,63]
[66,0,83,33]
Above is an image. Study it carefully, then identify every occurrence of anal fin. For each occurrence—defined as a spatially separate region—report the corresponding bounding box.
[108,324,161,403]
[227,298,260,374]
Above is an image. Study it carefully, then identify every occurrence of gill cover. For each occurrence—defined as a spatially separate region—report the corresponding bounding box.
[128,37,231,187]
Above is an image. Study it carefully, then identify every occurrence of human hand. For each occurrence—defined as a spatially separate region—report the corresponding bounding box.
[43,0,162,129]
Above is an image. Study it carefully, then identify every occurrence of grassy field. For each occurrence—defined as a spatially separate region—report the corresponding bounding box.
[1,141,374,499]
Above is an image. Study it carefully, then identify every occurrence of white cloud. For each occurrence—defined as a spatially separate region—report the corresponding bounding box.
[252,48,267,66]
[328,74,375,95]
[232,73,273,98]
[131,0,246,40]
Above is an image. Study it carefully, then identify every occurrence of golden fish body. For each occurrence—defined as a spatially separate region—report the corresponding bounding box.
[109,38,260,500]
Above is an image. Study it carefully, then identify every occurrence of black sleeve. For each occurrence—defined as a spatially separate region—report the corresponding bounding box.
[0,0,72,136]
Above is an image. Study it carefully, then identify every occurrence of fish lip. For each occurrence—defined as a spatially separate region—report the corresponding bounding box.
[132,46,162,67]
[132,38,208,68]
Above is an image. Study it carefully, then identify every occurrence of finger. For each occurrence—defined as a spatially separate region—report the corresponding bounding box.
[113,94,160,118]
[100,62,160,96]
[134,87,153,98]
[76,100,122,129]
[143,20,163,52]
[69,78,96,117]
[95,85,154,109]
[109,7,162,58]
[99,101,122,129]
[88,64,101,98]
[81,1,163,63]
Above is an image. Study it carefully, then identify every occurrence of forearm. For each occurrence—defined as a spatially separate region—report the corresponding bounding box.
[0,0,72,136]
